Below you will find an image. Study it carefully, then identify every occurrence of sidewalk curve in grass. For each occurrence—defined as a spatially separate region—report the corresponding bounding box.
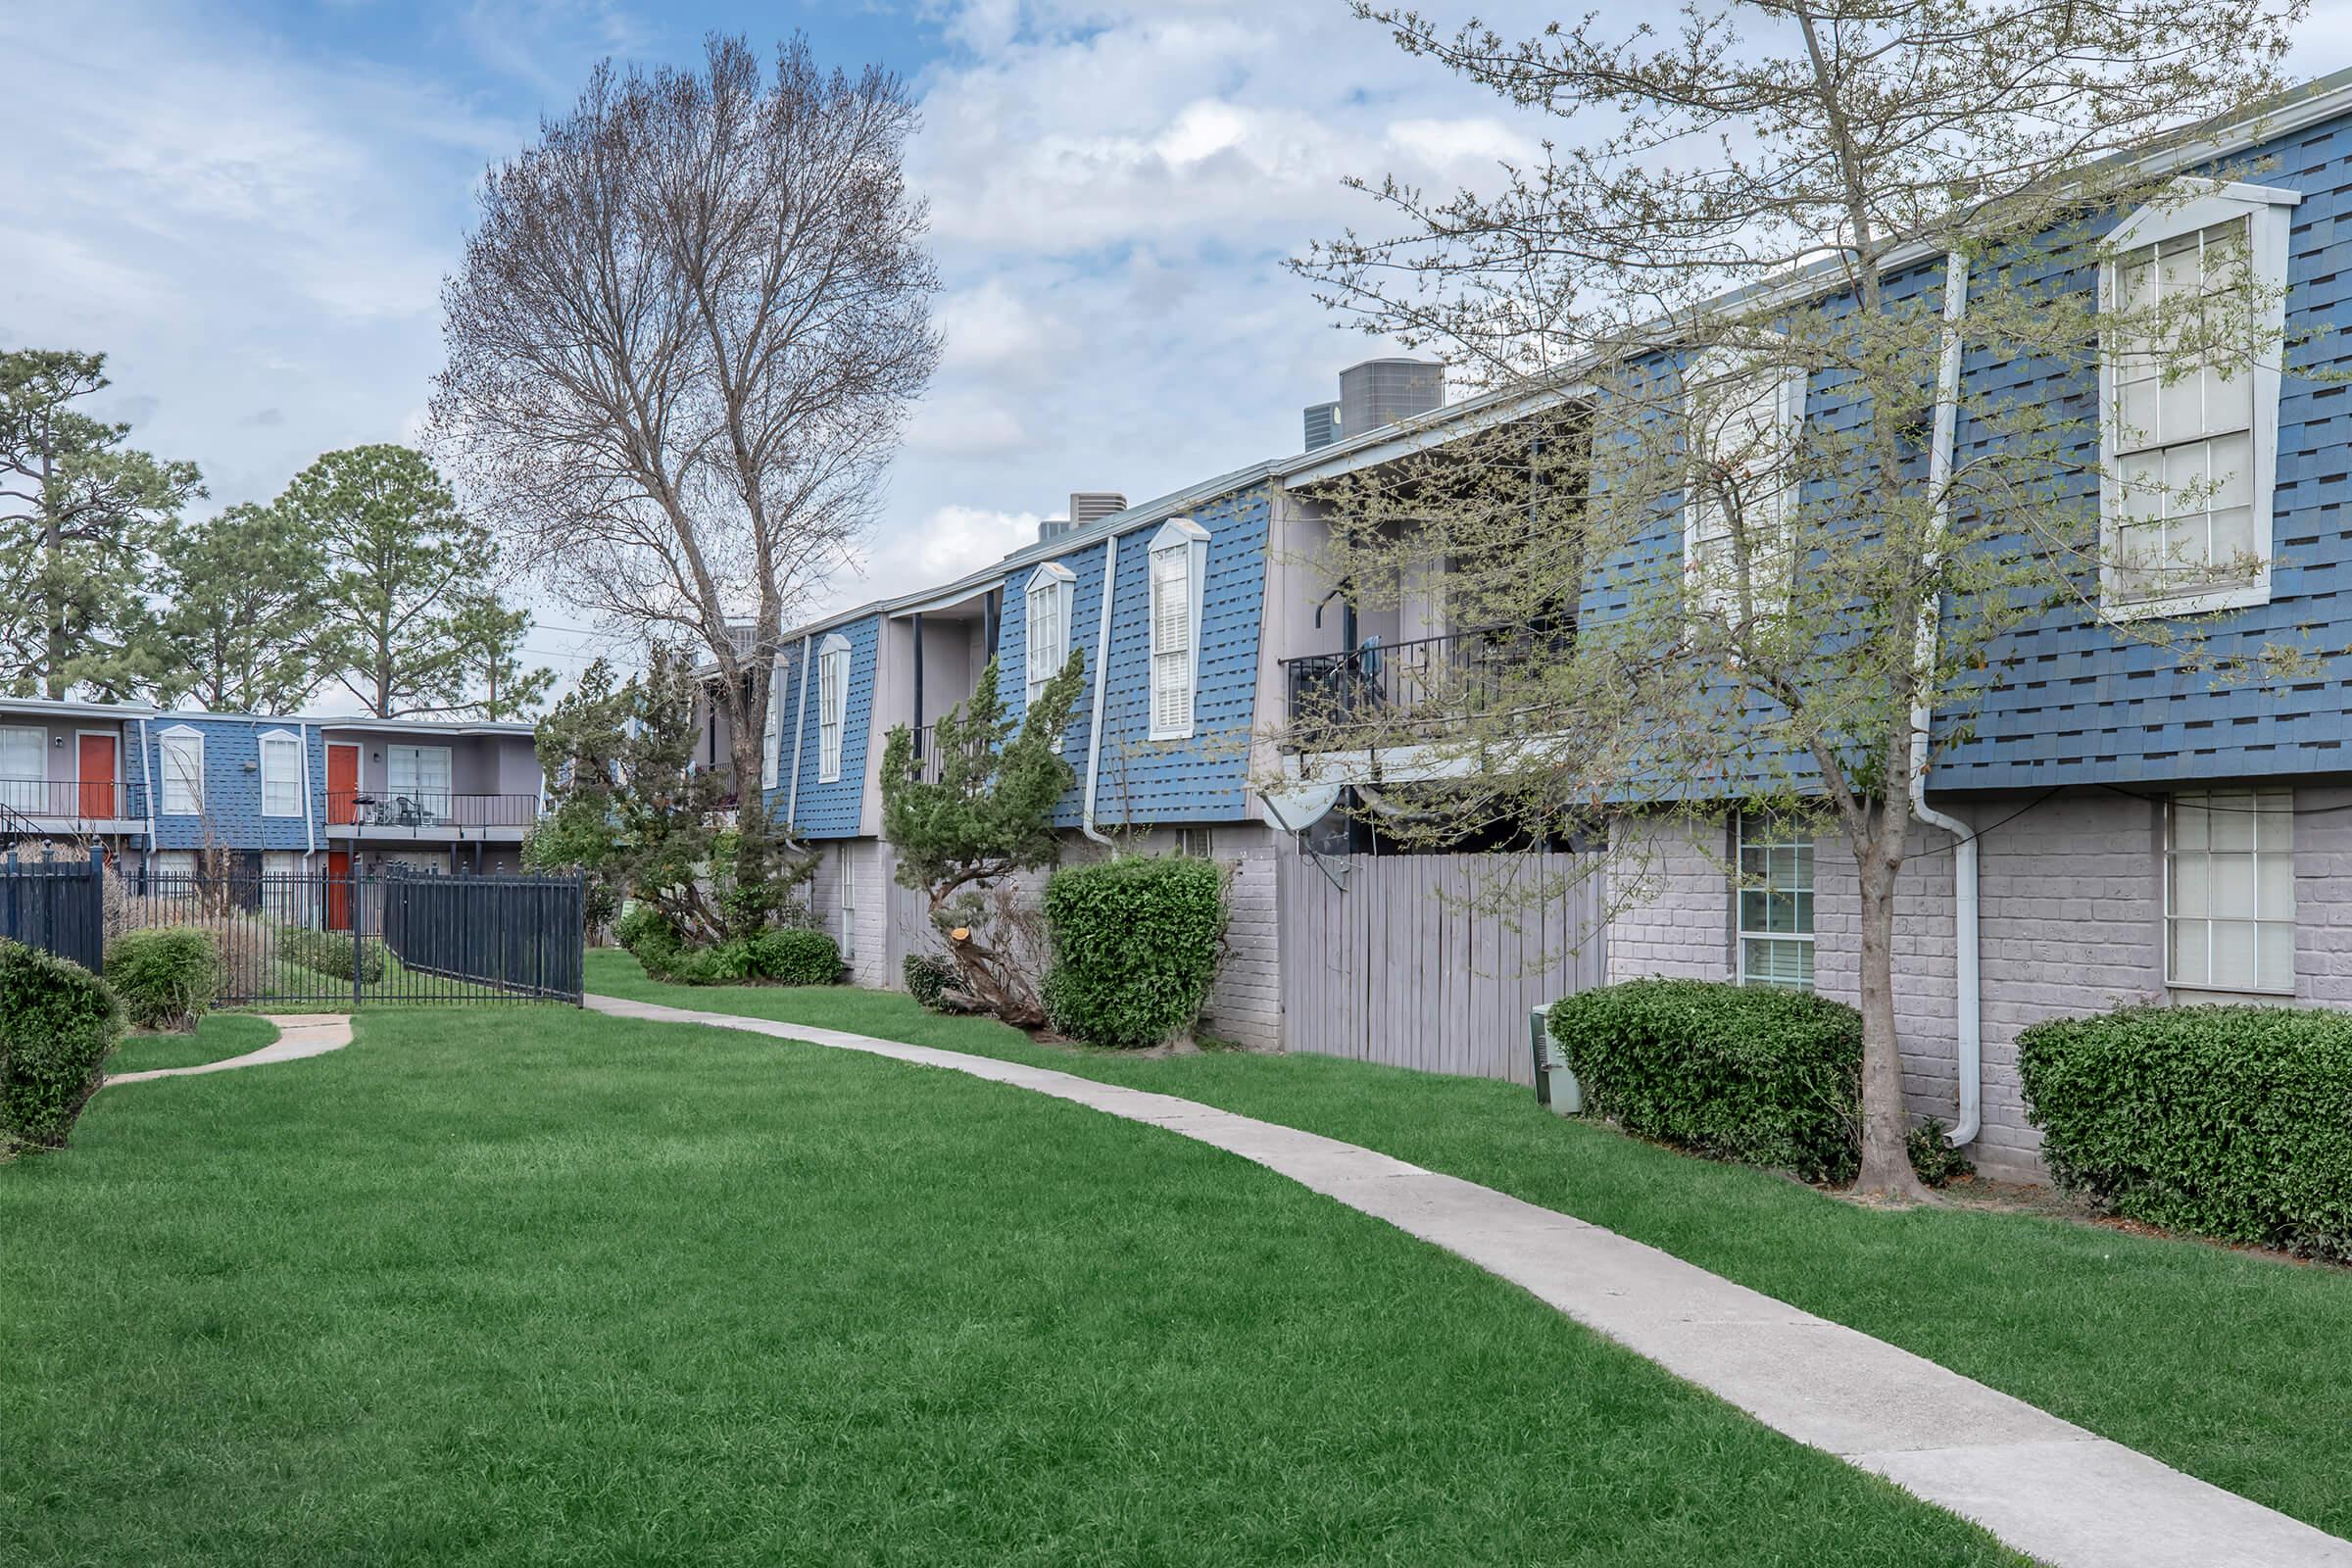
[587,991,2351,1568]
[106,1015,353,1085]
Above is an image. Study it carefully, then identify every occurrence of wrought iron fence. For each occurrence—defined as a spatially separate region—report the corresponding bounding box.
[0,777,143,820]
[1279,625,1573,748]
[323,789,541,830]
[111,865,585,1006]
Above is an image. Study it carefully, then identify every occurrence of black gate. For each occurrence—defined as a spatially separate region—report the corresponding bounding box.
[0,854,104,971]
[118,865,585,1006]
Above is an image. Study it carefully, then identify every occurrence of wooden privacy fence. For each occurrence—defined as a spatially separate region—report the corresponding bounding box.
[1276,843,1606,1084]
[0,854,104,971]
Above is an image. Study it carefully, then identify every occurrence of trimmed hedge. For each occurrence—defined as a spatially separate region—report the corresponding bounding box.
[1549,979,1864,1184]
[105,927,221,1032]
[278,926,386,985]
[0,938,124,1154]
[621,908,841,988]
[904,954,957,1012]
[2019,1004,2352,1260]
[748,928,841,986]
[1042,856,1226,1049]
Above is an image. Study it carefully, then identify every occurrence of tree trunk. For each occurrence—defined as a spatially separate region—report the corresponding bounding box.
[725,662,776,937]
[1853,847,1932,1201]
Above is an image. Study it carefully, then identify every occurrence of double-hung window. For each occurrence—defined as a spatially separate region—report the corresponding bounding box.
[838,843,857,960]
[816,634,850,783]
[0,727,42,813]
[2102,182,2298,615]
[1684,347,1805,631]
[1735,813,1814,989]
[2167,790,2294,994]
[259,730,303,818]
[1148,518,1209,741]
[1024,564,1074,706]
[158,726,204,816]
[760,652,786,792]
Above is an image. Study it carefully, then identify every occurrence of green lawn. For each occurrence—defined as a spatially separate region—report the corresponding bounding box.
[0,1004,2023,1567]
[586,951,2352,1542]
[108,1012,280,1074]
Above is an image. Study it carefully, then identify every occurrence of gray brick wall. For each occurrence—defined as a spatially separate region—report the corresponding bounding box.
[1200,824,1280,1051]
[1604,815,1732,983]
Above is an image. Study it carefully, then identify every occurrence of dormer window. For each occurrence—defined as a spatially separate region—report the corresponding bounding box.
[1682,345,1806,631]
[1024,563,1075,706]
[2100,181,2298,617]
[816,634,851,783]
[1148,518,1210,741]
[158,725,204,816]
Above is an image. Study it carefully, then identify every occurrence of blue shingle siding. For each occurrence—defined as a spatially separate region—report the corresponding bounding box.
[770,614,878,838]
[1577,108,2352,796]
[136,716,321,852]
[1001,482,1270,826]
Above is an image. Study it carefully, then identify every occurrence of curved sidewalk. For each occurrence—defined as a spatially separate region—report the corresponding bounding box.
[588,991,2350,1568]
[106,1014,353,1085]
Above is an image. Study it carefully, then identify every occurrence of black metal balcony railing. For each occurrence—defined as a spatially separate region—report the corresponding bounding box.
[1280,625,1571,748]
[0,777,144,820]
[325,790,542,830]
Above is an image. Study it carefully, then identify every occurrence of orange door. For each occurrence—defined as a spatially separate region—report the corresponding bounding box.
[326,745,360,824]
[76,733,116,817]
[326,851,352,931]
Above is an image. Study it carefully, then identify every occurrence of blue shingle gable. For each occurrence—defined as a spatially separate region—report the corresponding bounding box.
[134,716,320,852]
[767,614,878,838]
[1000,482,1270,826]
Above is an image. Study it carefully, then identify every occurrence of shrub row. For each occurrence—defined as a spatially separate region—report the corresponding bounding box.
[278,926,386,985]
[619,906,842,987]
[2019,1004,2352,1261]
[105,928,220,1032]
[1549,978,1865,1184]
[1043,857,1226,1049]
[0,939,124,1154]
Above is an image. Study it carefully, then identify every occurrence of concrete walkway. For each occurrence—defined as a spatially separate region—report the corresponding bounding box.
[106,1014,353,1085]
[588,991,2350,1568]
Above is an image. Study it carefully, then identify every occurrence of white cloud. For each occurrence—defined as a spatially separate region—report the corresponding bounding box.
[834,502,1044,611]
[905,393,1029,457]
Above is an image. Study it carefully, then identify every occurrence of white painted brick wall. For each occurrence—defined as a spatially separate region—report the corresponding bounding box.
[1200,824,1282,1051]
[1604,815,1733,983]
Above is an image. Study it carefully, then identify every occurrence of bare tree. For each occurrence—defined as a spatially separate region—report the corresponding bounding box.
[431,32,940,926]
[1292,0,2310,1198]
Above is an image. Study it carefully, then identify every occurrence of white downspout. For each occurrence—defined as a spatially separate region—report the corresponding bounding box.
[137,715,157,858]
[1081,531,1122,848]
[784,634,812,837]
[300,720,316,862]
[1908,250,1981,1150]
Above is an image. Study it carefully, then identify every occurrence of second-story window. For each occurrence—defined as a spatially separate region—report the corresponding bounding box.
[158,727,204,816]
[2101,182,2296,616]
[760,654,785,792]
[1024,564,1074,706]
[1683,346,1804,633]
[1148,518,1210,741]
[817,634,850,783]
[259,731,303,818]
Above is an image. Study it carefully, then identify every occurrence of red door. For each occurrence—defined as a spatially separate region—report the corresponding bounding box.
[326,744,360,825]
[76,733,116,818]
[326,851,352,931]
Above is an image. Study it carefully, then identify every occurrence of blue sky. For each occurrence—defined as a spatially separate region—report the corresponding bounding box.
[4,2,2341,695]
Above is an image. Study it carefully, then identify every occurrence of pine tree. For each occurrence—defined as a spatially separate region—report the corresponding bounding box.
[151,502,329,712]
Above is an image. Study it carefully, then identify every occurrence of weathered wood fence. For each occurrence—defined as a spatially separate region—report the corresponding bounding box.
[1275,843,1606,1084]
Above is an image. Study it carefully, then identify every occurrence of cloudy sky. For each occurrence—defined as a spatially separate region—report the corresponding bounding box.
[3,2,2343,696]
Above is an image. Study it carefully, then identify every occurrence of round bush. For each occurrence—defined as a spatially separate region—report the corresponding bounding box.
[105,927,221,1032]
[277,926,386,985]
[2019,1004,2352,1259]
[0,938,125,1154]
[904,953,957,1011]
[1042,857,1226,1049]
[1548,978,1864,1183]
[749,928,841,986]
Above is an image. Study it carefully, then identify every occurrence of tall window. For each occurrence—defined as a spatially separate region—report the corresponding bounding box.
[1684,348,1804,629]
[817,635,850,783]
[2167,790,2293,994]
[1736,813,1813,989]
[2101,183,2296,615]
[760,655,786,792]
[1025,564,1073,705]
[259,731,303,818]
[838,843,858,960]
[159,728,204,816]
[387,745,453,819]
[0,727,41,812]
[1148,518,1208,741]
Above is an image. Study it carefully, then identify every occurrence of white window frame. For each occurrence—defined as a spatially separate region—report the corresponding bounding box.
[2165,789,2295,995]
[0,725,43,813]
[259,729,303,818]
[1147,517,1210,742]
[158,725,204,817]
[2099,180,2299,619]
[386,744,454,821]
[1734,812,1814,990]
[760,655,784,792]
[1682,345,1806,629]
[839,842,857,960]
[1024,563,1075,706]
[816,633,851,784]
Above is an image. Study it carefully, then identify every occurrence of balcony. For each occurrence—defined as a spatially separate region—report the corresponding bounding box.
[1280,625,1572,752]
[0,777,145,828]
[325,790,542,837]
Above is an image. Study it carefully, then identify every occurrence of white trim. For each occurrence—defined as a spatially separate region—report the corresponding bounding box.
[786,634,811,827]
[1023,563,1075,705]
[157,724,204,816]
[2163,789,2295,995]
[816,633,851,784]
[1147,517,1210,742]
[2098,181,2298,619]
[1734,812,1815,990]
[0,725,44,814]
[1682,345,1805,630]
[258,728,304,818]
[760,652,784,793]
